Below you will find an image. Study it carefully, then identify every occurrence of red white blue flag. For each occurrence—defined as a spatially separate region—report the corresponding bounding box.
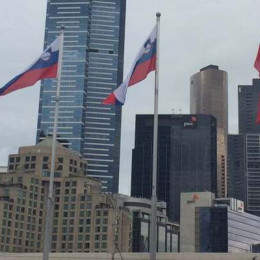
[102,27,157,105]
[0,37,60,96]
[255,44,260,124]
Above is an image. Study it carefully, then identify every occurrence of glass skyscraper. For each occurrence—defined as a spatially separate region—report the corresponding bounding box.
[131,114,217,221]
[37,0,126,193]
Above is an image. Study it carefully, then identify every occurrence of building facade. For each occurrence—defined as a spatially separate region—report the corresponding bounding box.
[116,194,179,253]
[238,79,260,134]
[227,134,246,202]
[0,138,131,253]
[190,65,228,198]
[37,0,126,193]
[237,79,260,216]
[180,192,215,252]
[196,201,260,253]
[131,114,217,222]
[245,134,260,216]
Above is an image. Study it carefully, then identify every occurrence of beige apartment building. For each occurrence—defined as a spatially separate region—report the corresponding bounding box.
[190,65,228,198]
[0,137,131,253]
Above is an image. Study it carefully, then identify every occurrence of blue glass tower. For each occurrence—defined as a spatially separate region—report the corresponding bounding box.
[37,0,126,193]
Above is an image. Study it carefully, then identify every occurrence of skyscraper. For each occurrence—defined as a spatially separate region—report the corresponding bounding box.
[190,65,228,198]
[238,79,260,216]
[36,0,126,193]
[238,79,260,134]
[131,114,217,222]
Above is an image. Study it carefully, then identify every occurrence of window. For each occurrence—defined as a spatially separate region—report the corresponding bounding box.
[85,226,90,233]
[78,227,83,233]
[101,242,107,249]
[102,226,107,233]
[95,227,100,233]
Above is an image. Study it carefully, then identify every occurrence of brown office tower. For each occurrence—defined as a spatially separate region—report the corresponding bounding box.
[190,65,228,198]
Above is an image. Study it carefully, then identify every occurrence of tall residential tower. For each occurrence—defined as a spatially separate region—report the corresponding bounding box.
[36,0,126,192]
[190,65,228,198]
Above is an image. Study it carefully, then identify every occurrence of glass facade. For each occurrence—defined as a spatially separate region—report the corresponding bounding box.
[196,206,260,252]
[246,134,260,216]
[140,221,149,252]
[237,79,260,216]
[131,114,217,221]
[227,134,246,203]
[37,0,126,193]
[238,79,260,134]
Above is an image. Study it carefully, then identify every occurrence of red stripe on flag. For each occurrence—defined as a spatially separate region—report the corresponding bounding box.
[102,92,117,104]
[254,45,260,76]
[128,55,156,87]
[2,64,58,96]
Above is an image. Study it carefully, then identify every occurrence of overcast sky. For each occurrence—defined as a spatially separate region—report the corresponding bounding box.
[0,0,260,194]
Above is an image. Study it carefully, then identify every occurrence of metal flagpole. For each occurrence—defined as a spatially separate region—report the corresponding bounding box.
[43,26,65,260]
[150,12,161,260]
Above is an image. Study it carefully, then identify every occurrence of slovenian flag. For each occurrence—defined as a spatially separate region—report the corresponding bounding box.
[0,37,60,96]
[255,44,260,124]
[102,26,157,105]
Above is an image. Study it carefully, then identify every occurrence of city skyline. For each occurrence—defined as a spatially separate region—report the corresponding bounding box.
[0,0,260,194]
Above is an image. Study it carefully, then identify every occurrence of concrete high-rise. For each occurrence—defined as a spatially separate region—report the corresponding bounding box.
[0,138,132,253]
[131,114,217,222]
[36,0,126,193]
[190,65,228,198]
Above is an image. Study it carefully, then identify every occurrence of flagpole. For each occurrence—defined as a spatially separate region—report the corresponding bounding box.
[150,12,161,260]
[43,26,64,260]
